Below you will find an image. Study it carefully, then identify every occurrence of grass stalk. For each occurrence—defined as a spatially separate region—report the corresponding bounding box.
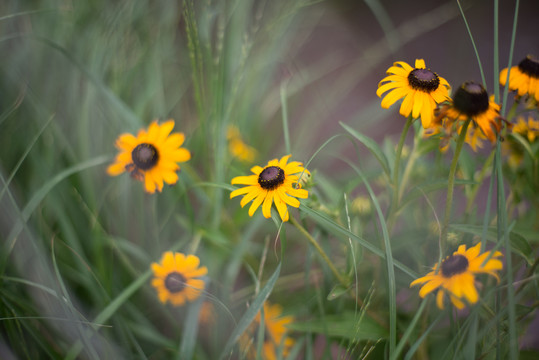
[289,216,348,288]
[388,115,413,231]
[440,119,470,257]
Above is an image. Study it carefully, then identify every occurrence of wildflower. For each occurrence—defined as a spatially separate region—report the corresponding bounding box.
[513,115,539,143]
[107,120,191,193]
[500,55,539,103]
[151,251,207,306]
[427,82,502,146]
[376,59,451,128]
[240,302,295,360]
[227,126,257,163]
[230,155,309,222]
[410,243,503,309]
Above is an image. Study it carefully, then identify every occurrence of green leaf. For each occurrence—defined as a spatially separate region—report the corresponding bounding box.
[340,122,390,176]
[288,312,387,341]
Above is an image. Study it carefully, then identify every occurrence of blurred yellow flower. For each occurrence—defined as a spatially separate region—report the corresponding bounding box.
[240,302,295,360]
[410,243,503,309]
[503,115,539,168]
[227,126,257,163]
[376,59,451,128]
[500,55,539,103]
[107,120,191,193]
[513,115,539,143]
[151,252,207,307]
[230,155,309,222]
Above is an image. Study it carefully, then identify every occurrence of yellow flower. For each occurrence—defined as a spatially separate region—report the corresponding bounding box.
[240,302,295,360]
[410,243,503,309]
[107,120,191,193]
[227,126,257,163]
[500,55,539,103]
[230,155,309,222]
[513,115,539,143]
[151,251,207,307]
[376,59,451,128]
[502,115,539,168]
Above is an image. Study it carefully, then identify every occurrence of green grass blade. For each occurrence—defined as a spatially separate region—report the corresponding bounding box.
[500,0,520,113]
[344,159,396,355]
[299,204,416,279]
[281,83,291,155]
[404,311,444,360]
[496,143,517,359]
[340,122,390,176]
[4,155,109,263]
[0,115,54,202]
[391,298,428,360]
[218,262,281,360]
[178,298,204,360]
[456,0,486,86]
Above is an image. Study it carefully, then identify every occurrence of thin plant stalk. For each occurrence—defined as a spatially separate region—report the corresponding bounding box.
[388,115,414,231]
[289,216,348,288]
[440,119,471,257]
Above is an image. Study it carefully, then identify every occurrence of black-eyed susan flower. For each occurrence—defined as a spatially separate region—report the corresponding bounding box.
[151,251,207,307]
[107,120,191,193]
[410,243,503,309]
[428,82,503,144]
[500,55,539,103]
[240,302,295,360]
[227,126,257,163]
[230,155,309,222]
[376,59,451,128]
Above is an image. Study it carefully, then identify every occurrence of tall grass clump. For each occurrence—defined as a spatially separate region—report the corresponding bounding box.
[1,0,538,359]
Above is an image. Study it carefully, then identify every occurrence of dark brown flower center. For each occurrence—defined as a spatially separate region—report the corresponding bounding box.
[164,272,187,293]
[132,143,159,170]
[517,55,539,78]
[452,81,490,116]
[258,166,285,190]
[408,68,440,92]
[441,254,469,278]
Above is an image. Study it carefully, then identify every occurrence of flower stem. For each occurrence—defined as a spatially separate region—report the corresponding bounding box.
[440,119,471,256]
[290,216,348,287]
[388,115,414,231]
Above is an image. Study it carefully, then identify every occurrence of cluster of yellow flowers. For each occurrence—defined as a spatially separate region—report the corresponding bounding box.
[104,54,538,357]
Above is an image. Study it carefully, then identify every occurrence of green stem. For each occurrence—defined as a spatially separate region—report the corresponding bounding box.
[465,149,495,215]
[290,216,348,288]
[388,116,414,231]
[440,119,471,256]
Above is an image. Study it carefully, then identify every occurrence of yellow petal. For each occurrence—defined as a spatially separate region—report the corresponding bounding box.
[262,191,274,218]
[240,187,263,207]
[249,190,266,216]
[273,192,289,222]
